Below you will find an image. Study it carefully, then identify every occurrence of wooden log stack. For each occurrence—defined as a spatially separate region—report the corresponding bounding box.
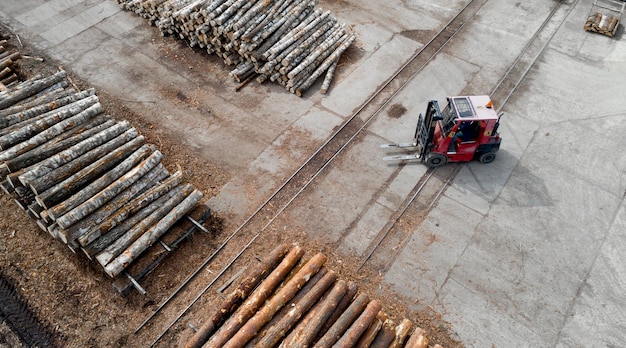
[0,33,23,91]
[115,0,356,96]
[185,244,440,348]
[0,68,206,288]
[584,12,620,37]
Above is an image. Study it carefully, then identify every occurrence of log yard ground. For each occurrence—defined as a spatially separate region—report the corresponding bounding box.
[1,0,626,347]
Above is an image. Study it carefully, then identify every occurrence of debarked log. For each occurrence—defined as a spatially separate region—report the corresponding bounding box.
[355,311,386,347]
[184,243,291,348]
[389,318,413,348]
[203,245,305,348]
[404,327,428,348]
[103,188,203,277]
[223,252,327,348]
[51,147,162,228]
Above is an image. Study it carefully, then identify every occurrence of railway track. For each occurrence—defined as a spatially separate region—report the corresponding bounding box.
[144,0,578,344]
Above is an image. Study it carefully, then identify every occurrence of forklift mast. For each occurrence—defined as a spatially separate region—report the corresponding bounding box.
[415,100,442,161]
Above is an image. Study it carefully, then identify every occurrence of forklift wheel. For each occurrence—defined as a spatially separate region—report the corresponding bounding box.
[479,152,496,164]
[426,153,448,167]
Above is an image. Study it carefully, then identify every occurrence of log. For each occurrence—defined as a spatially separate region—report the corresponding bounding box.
[96,183,193,266]
[0,71,67,110]
[34,134,145,208]
[316,280,358,341]
[184,243,291,348]
[18,120,133,186]
[223,252,327,348]
[28,128,139,195]
[0,88,96,129]
[280,279,347,348]
[333,300,382,348]
[82,185,184,259]
[369,318,395,348]
[203,245,305,348]
[77,171,183,247]
[256,270,337,347]
[0,102,103,162]
[355,311,386,347]
[404,327,428,348]
[103,188,203,277]
[52,147,162,228]
[57,164,169,244]
[1,116,113,174]
[313,292,370,348]
[0,87,80,119]
[319,59,337,95]
[388,318,413,348]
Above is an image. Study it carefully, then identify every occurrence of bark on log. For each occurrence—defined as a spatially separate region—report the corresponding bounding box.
[0,102,103,162]
[184,243,291,348]
[82,185,183,259]
[103,188,203,277]
[333,300,382,348]
[404,327,428,348]
[78,170,183,246]
[316,280,358,341]
[0,89,97,130]
[0,71,67,110]
[0,87,79,119]
[355,311,386,347]
[204,245,305,348]
[52,148,162,228]
[280,279,347,348]
[223,252,327,348]
[388,318,413,348]
[96,183,192,265]
[256,270,337,348]
[2,116,112,174]
[18,121,133,186]
[28,127,139,195]
[58,164,169,244]
[313,292,370,348]
[34,134,145,208]
[369,318,395,348]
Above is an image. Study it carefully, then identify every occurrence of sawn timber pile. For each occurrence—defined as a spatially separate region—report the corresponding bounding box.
[116,0,356,96]
[185,244,441,348]
[0,69,206,289]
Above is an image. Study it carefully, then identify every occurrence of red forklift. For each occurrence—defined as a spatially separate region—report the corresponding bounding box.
[381,95,503,167]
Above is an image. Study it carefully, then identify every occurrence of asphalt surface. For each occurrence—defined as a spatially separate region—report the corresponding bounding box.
[1,0,625,346]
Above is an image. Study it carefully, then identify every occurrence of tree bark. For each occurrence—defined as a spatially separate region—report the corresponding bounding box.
[28,127,139,195]
[184,243,291,348]
[51,147,162,228]
[223,252,327,348]
[103,188,202,277]
[313,292,369,348]
[204,245,305,348]
[18,121,133,186]
[0,102,103,162]
[57,164,169,244]
[256,270,337,348]
[316,280,358,341]
[355,311,386,347]
[96,183,193,266]
[77,170,183,247]
[1,116,112,174]
[0,70,66,109]
[333,300,381,348]
[0,87,79,119]
[280,279,347,348]
[34,134,145,207]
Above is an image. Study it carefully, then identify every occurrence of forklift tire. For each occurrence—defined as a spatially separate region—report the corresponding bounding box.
[426,153,448,167]
[479,152,496,164]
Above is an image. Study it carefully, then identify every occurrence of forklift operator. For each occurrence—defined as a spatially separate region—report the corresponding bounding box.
[449,121,479,151]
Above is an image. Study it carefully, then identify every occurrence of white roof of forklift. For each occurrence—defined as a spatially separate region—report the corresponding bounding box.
[449,95,499,120]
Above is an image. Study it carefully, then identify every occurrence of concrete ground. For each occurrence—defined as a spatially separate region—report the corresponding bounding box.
[1,0,625,346]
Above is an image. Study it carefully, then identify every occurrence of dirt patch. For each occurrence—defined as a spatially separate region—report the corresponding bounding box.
[388,103,408,119]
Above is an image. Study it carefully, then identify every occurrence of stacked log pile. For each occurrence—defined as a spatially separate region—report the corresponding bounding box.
[0,70,205,283]
[115,0,355,96]
[185,244,443,348]
[0,33,23,90]
[584,12,620,37]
